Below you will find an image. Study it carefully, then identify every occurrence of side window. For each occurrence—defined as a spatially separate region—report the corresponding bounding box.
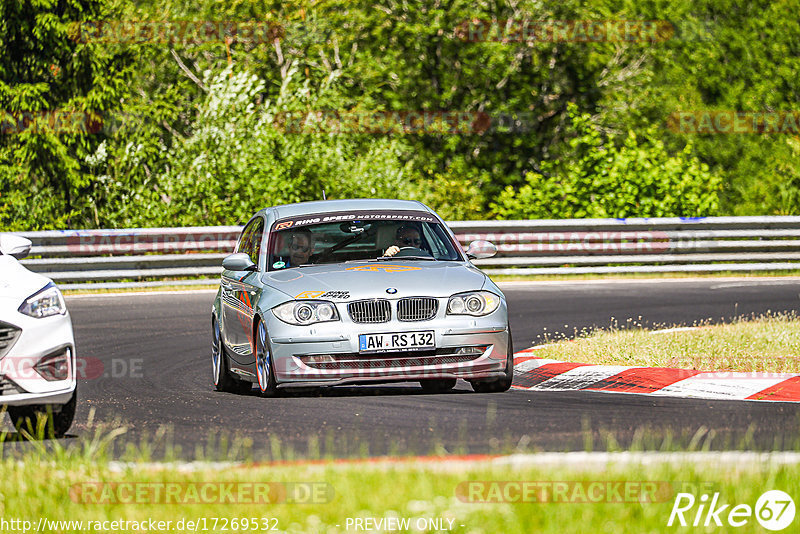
[250,218,265,267]
[236,221,254,256]
[235,219,262,267]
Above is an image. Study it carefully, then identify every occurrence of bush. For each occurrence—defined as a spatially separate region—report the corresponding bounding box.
[491,104,721,219]
[407,159,487,221]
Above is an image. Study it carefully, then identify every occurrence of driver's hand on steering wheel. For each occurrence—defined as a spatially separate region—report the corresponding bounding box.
[384,245,400,257]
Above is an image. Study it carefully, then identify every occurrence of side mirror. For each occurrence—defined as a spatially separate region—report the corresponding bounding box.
[465,240,497,260]
[0,234,33,260]
[222,253,257,272]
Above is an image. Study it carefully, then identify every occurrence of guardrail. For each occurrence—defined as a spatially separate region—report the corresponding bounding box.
[11,216,800,288]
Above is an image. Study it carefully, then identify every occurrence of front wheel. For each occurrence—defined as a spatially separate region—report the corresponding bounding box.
[213,318,251,394]
[8,386,77,438]
[470,331,514,393]
[255,320,278,397]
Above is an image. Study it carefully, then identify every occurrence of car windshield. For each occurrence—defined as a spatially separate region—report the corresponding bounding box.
[267,214,462,270]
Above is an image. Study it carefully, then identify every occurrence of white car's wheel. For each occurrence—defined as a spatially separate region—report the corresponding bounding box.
[8,386,76,438]
[255,320,278,397]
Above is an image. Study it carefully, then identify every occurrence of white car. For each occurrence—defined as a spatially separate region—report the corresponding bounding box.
[0,234,76,437]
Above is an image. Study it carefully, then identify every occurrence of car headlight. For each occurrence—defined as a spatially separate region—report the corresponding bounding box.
[272,300,340,325]
[447,291,501,316]
[18,282,67,318]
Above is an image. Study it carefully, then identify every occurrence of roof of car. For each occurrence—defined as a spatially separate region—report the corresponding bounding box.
[265,199,432,220]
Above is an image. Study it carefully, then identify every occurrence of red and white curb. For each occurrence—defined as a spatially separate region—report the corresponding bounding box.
[512,351,800,402]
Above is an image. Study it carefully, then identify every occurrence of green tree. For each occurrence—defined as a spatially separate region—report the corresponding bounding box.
[608,0,800,215]
[307,0,659,208]
[100,65,413,226]
[6,0,799,229]
[0,0,133,230]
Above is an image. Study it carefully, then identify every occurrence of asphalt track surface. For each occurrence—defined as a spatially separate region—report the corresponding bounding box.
[5,278,800,458]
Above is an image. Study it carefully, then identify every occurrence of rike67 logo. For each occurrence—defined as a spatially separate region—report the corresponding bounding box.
[668,490,795,530]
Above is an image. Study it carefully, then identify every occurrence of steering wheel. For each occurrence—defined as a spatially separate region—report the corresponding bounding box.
[393,246,432,258]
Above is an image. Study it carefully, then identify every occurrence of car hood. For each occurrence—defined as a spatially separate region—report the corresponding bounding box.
[0,255,51,303]
[260,260,488,301]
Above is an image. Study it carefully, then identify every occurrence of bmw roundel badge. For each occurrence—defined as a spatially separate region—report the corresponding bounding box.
[386,287,398,294]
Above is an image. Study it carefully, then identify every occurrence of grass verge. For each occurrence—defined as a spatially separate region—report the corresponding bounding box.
[1,456,797,532]
[3,416,800,532]
[1,441,798,533]
[529,313,800,373]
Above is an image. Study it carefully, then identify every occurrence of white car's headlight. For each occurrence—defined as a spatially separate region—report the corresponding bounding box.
[447,291,501,316]
[272,300,340,326]
[18,282,67,318]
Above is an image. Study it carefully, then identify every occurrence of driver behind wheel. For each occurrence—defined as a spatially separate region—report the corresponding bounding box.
[288,228,315,266]
[383,224,422,257]
[272,228,315,269]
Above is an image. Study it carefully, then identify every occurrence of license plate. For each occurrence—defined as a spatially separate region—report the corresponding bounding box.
[359,331,435,353]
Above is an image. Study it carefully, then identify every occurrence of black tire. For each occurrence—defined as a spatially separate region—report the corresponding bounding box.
[255,319,279,397]
[213,318,252,394]
[470,330,514,393]
[8,386,76,438]
[420,378,457,392]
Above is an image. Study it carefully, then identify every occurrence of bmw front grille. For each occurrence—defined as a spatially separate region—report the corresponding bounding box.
[397,297,438,321]
[348,299,391,323]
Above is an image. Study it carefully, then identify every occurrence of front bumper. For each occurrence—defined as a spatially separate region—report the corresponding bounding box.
[266,309,510,388]
[0,309,76,406]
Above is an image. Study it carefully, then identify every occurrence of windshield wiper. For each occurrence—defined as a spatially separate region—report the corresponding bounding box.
[318,227,376,261]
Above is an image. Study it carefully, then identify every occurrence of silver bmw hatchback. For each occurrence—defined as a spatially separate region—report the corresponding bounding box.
[211,199,511,395]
